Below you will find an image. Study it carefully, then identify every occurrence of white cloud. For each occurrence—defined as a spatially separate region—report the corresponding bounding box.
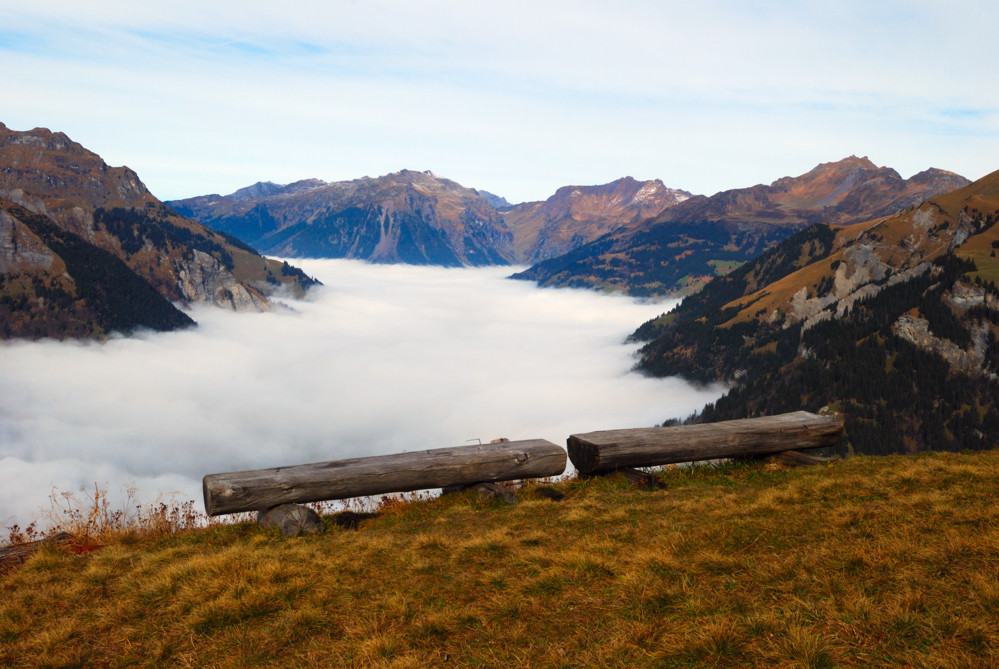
[0,261,724,530]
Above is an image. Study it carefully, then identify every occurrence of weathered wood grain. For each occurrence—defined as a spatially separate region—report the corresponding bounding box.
[567,411,843,474]
[203,439,567,516]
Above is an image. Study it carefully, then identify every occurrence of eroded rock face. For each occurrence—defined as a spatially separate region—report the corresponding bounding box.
[0,208,56,273]
[176,250,269,312]
[948,281,999,311]
[0,123,154,210]
[893,313,994,379]
[792,252,934,332]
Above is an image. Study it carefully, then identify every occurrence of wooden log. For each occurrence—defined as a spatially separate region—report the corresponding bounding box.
[567,411,843,475]
[0,532,73,572]
[203,439,566,516]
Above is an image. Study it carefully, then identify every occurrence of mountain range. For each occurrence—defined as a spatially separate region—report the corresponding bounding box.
[632,168,999,455]
[4,120,998,458]
[513,157,971,296]
[173,158,969,300]
[169,174,689,267]
[0,123,317,339]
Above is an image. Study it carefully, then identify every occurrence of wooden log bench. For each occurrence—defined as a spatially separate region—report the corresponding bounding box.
[203,439,567,516]
[567,411,844,476]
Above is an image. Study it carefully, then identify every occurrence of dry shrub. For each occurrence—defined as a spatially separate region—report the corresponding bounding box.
[4,522,40,546]
[41,484,208,543]
[375,491,430,514]
[1,483,256,549]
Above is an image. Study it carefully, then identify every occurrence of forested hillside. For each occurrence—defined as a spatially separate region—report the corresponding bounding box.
[633,170,999,455]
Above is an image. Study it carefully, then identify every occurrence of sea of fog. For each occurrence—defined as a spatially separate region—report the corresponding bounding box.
[0,260,725,530]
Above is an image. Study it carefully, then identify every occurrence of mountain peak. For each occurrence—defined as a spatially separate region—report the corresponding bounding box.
[475,189,511,209]
[227,178,328,201]
[170,170,515,267]
[520,157,970,297]
[503,177,691,263]
[230,181,283,200]
[836,155,878,169]
[0,123,89,157]
[0,124,152,210]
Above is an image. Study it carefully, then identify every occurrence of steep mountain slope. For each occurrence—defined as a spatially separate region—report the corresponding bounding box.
[170,171,515,267]
[514,157,970,296]
[0,201,195,338]
[0,123,317,339]
[502,177,691,263]
[633,169,999,455]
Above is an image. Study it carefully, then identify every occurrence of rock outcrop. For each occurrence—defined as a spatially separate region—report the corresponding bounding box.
[176,250,270,311]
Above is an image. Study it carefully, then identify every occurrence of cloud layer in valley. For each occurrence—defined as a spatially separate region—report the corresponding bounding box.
[0,261,725,529]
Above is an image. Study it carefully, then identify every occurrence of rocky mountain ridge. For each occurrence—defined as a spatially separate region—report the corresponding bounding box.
[171,174,692,267]
[170,170,515,267]
[502,176,691,263]
[513,157,971,296]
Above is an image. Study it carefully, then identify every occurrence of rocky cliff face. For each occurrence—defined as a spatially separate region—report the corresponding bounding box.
[892,310,993,380]
[0,206,57,274]
[176,249,269,311]
[0,125,153,212]
[0,199,196,338]
[0,123,318,339]
[171,170,516,267]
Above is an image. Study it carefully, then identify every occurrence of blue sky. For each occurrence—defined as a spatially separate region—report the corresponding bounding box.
[2,0,997,203]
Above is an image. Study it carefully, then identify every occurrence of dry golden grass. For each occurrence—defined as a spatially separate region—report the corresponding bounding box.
[3,451,999,667]
[957,223,999,286]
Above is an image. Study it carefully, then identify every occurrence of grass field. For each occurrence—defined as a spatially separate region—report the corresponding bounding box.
[2,450,998,667]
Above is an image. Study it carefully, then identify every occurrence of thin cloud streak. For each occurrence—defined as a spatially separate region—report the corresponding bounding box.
[2,1,996,203]
[0,261,725,529]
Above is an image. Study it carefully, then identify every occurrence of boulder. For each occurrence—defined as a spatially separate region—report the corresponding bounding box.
[256,504,324,537]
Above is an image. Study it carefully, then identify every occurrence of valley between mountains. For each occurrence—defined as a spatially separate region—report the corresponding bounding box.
[3,120,998,458]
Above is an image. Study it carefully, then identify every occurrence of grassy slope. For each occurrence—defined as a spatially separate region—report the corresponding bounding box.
[3,451,999,668]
